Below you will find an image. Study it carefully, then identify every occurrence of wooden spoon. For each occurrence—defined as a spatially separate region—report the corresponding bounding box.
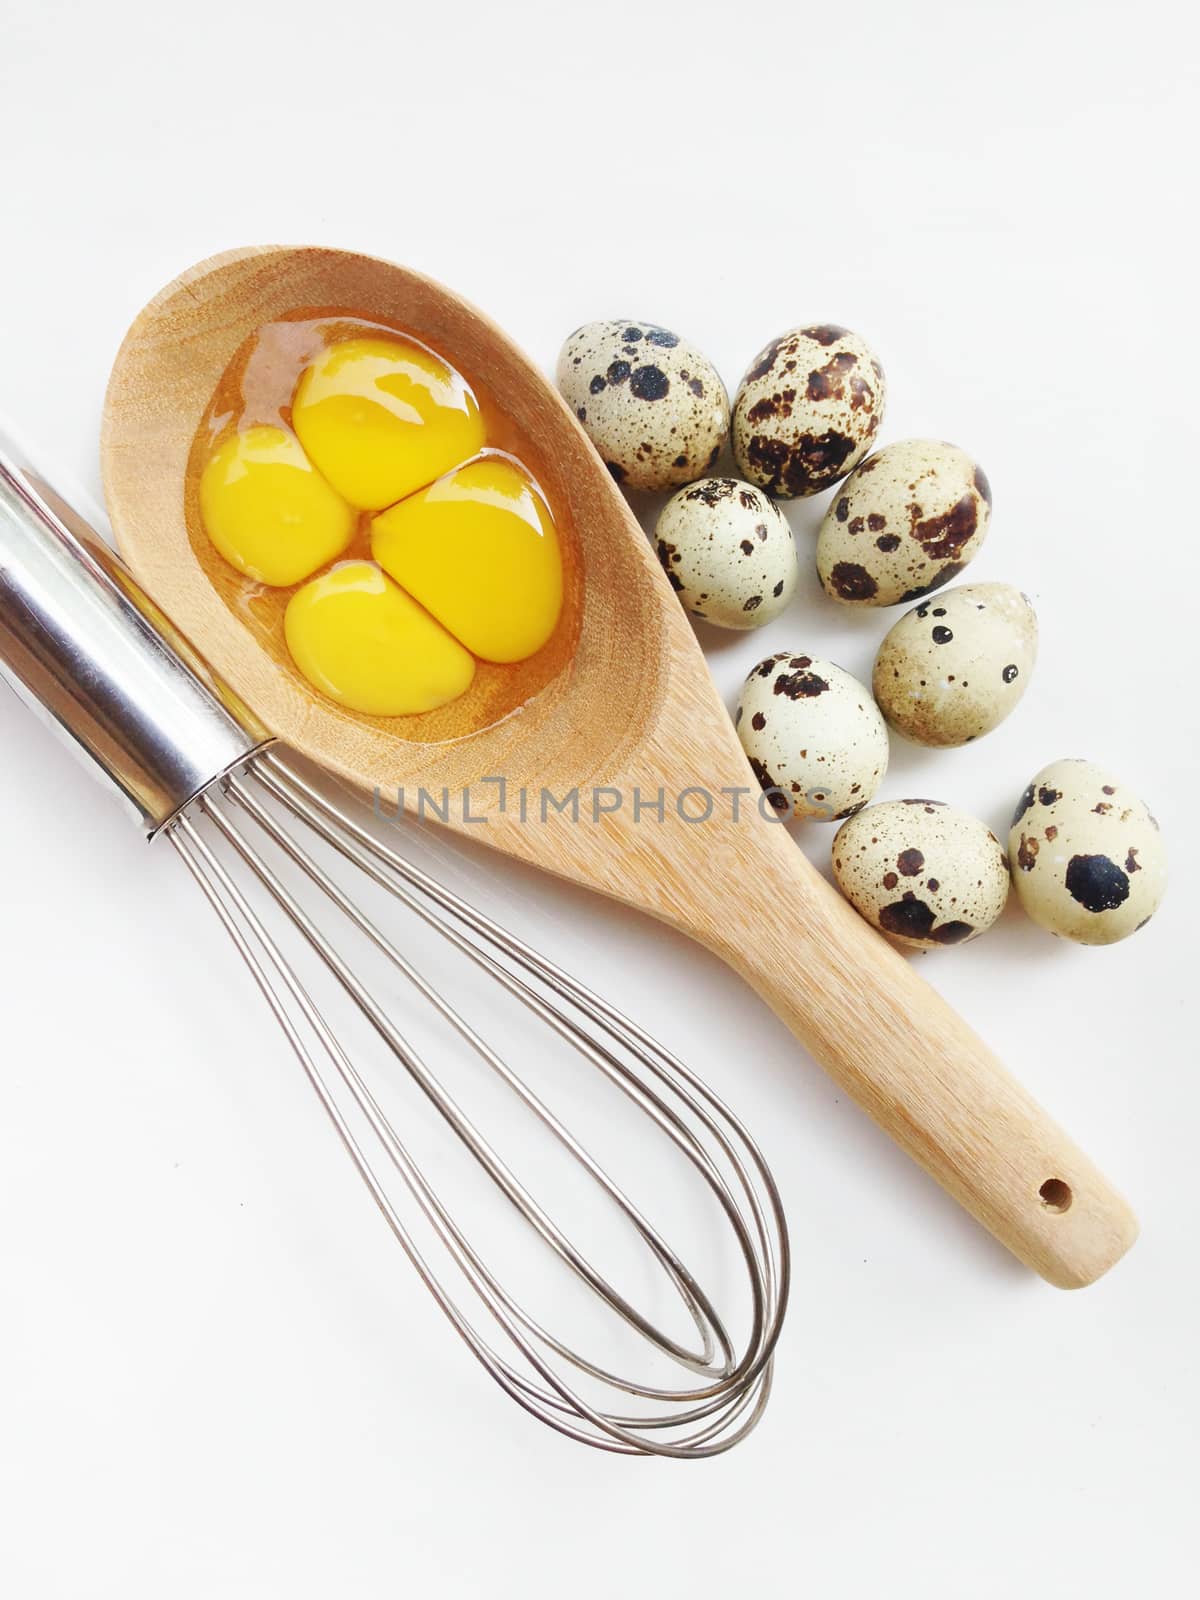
[101,245,1137,1288]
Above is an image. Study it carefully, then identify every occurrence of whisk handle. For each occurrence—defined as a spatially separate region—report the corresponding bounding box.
[672,823,1138,1289]
[0,432,269,835]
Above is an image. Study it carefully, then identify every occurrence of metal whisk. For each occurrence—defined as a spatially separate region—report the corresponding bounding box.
[0,432,789,1457]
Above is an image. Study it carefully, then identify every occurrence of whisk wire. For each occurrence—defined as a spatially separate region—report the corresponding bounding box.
[168,753,789,1456]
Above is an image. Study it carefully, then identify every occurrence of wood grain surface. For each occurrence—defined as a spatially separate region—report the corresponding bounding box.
[101,245,1138,1287]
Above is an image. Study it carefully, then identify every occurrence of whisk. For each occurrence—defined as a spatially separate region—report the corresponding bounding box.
[0,432,789,1457]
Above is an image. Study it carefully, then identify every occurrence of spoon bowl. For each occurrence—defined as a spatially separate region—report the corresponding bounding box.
[103,245,1137,1287]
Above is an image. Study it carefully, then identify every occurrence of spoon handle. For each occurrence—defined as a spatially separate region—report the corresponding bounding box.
[668,821,1137,1288]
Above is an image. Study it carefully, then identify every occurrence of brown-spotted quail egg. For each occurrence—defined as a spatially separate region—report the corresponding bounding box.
[817,439,992,606]
[834,799,1010,949]
[1008,760,1166,945]
[873,583,1037,747]
[555,320,729,491]
[732,325,885,498]
[736,653,888,821]
[653,477,798,629]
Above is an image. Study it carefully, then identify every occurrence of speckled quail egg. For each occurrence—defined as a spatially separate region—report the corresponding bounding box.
[817,439,992,606]
[555,320,729,491]
[873,583,1037,747]
[731,325,885,498]
[1008,760,1166,945]
[653,477,798,629]
[736,652,888,821]
[833,800,1010,949]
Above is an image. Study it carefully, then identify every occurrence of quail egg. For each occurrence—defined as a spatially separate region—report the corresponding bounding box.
[736,653,888,821]
[817,439,992,606]
[873,583,1037,747]
[653,477,798,629]
[556,320,729,491]
[731,325,885,498]
[1008,760,1166,945]
[833,799,1010,949]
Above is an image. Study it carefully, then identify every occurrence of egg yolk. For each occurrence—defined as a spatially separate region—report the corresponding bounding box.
[197,322,569,723]
[199,424,357,585]
[284,561,476,716]
[292,336,485,511]
[371,456,563,663]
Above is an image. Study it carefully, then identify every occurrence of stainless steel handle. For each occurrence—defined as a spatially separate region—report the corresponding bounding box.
[0,429,270,836]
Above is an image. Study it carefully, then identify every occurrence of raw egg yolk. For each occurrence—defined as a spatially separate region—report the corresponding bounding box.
[199,424,357,586]
[285,561,476,716]
[371,455,563,663]
[292,336,485,511]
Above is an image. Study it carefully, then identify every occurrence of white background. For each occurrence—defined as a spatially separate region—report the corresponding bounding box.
[1,2,1197,1595]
